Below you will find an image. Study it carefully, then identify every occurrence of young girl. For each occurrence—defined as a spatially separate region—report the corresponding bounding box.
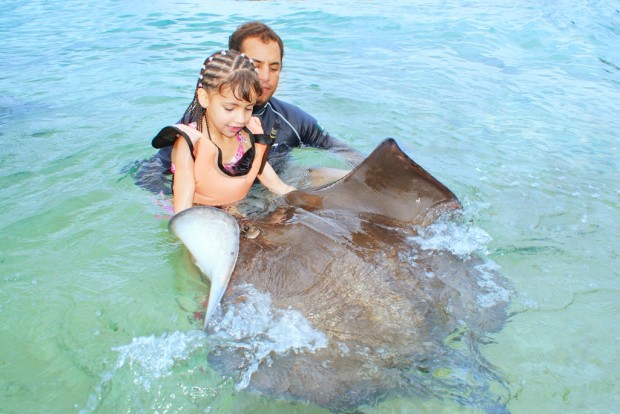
[152,50,295,214]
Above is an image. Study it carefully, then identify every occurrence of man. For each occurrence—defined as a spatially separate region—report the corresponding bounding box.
[134,21,360,194]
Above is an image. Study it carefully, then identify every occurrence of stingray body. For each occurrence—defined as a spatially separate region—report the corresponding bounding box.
[170,139,512,412]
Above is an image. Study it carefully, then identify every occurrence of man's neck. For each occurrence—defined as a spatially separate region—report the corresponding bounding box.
[253,99,272,115]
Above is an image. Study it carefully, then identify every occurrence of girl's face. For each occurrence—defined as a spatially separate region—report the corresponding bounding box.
[199,85,256,139]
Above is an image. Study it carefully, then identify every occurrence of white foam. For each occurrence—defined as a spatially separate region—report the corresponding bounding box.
[208,284,328,390]
[111,330,207,391]
[410,220,492,258]
[410,220,511,308]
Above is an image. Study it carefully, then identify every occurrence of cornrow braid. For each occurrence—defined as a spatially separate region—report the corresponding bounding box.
[181,50,261,132]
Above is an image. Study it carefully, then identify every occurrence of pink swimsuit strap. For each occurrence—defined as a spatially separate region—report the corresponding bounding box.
[223,131,247,172]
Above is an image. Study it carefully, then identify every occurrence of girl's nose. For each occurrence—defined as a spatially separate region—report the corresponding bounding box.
[235,109,247,123]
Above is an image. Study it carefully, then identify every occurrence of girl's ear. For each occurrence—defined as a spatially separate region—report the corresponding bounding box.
[196,88,210,108]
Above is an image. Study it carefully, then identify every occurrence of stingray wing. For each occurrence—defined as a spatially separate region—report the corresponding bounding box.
[169,206,240,329]
[287,138,461,226]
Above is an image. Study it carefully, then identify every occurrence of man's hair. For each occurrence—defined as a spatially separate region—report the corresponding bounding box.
[228,21,284,61]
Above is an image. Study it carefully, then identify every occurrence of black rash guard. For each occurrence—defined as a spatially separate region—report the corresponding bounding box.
[254,97,335,150]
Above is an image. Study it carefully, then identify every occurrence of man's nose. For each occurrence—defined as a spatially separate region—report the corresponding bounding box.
[257,65,269,82]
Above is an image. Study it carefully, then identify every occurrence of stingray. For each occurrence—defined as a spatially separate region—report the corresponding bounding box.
[169,139,513,413]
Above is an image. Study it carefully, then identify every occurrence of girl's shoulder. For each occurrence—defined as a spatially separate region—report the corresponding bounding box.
[174,122,207,144]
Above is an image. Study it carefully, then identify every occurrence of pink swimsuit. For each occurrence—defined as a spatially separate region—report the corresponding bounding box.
[222,131,247,172]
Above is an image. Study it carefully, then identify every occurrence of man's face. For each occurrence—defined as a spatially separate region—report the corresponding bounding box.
[240,37,282,105]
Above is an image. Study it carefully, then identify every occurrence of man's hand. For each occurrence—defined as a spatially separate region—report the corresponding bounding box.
[247,116,264,135]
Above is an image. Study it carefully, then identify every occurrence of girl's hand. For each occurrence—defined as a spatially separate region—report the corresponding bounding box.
[247,116,263,135]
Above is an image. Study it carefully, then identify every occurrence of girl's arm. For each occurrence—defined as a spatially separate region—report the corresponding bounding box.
[171,137,196,214]
[257,162,296,195]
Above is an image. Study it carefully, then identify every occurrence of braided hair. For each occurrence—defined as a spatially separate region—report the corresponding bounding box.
[182,50,261,132]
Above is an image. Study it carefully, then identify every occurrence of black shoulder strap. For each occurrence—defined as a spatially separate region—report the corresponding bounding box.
[178,131,195,161]
[152,125,196,161]
[245,119,280,174]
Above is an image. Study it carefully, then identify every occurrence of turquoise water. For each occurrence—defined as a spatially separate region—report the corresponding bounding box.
[1,0,619,413]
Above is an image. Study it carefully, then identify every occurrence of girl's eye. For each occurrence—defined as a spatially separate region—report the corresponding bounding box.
[224,107,234,112]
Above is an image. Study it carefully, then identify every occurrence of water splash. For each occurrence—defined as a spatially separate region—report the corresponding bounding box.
[80,330,209,413]
[410,219,492,258]
[111,330,207,391]
[409,219,511,310]
[207,284,328,390]
[79,286,327,412]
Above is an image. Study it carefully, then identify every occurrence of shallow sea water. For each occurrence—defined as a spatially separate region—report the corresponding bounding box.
[1,1,619,413]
